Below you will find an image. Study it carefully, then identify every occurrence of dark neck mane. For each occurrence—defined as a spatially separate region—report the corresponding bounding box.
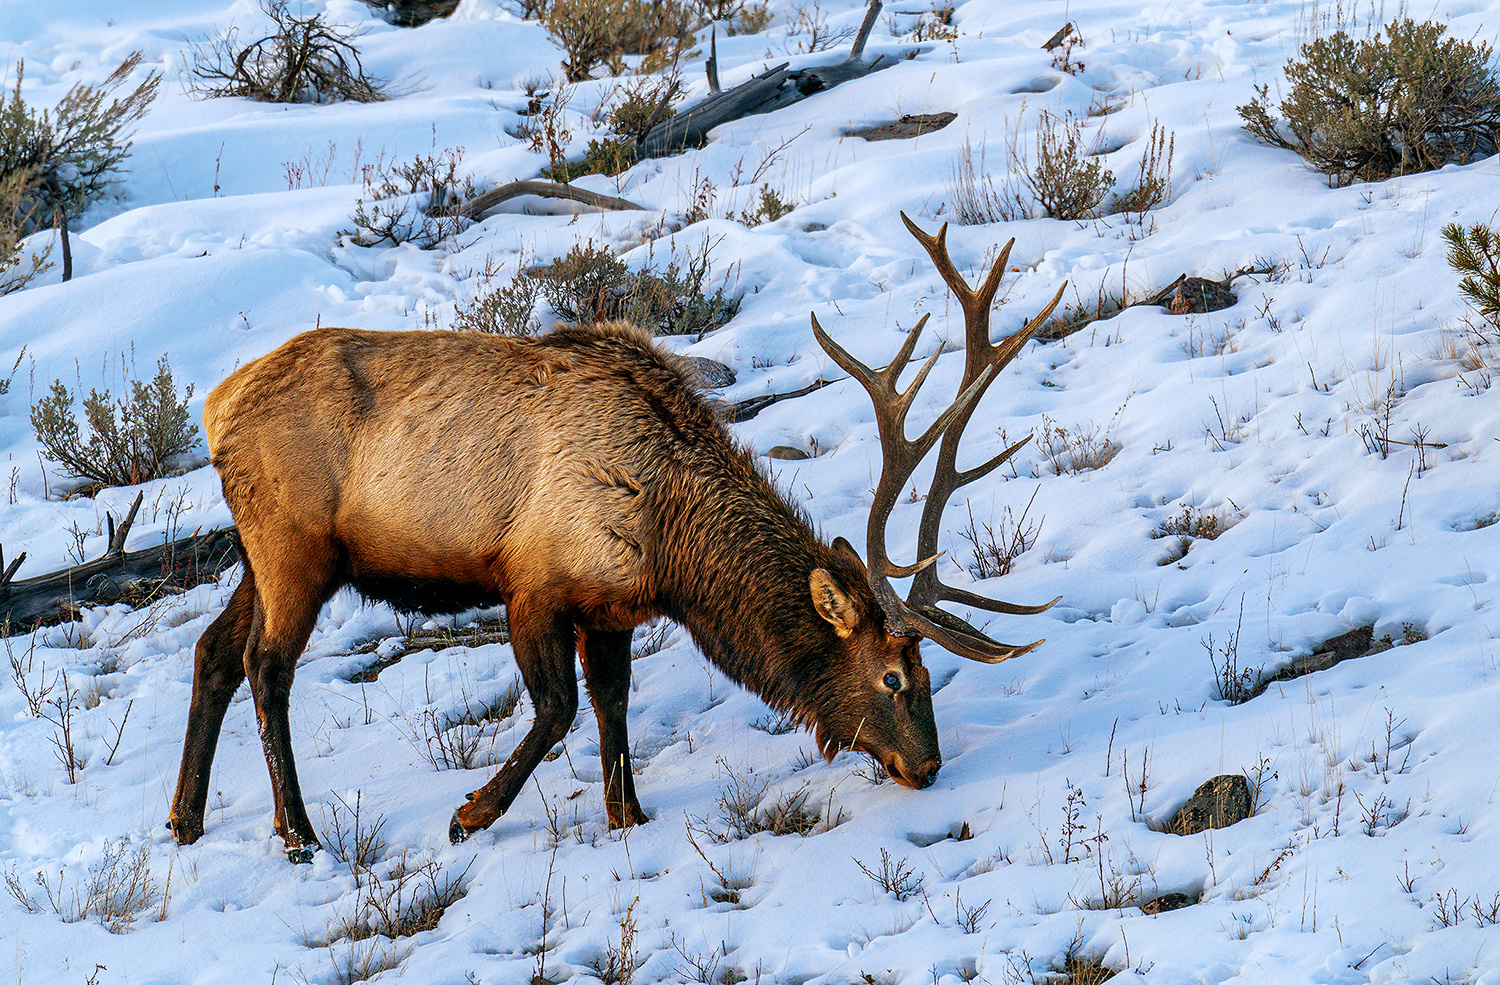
[651,449,845,725]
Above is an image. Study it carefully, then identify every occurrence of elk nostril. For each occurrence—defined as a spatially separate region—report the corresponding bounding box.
[919,761,941,788]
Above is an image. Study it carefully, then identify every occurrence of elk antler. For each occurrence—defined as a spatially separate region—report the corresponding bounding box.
[811,213,1068,663]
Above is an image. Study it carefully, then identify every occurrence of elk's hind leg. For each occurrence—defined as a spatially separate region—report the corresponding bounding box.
[451,600,578,842]
[243,542,337,862]
[168,567,257,845]
[579,627,648,828]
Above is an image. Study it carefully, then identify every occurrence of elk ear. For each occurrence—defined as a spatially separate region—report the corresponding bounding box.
[830,536,869,578]
[810,568,861,637]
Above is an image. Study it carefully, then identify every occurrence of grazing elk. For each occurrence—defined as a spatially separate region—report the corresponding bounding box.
[167,213,1065,861]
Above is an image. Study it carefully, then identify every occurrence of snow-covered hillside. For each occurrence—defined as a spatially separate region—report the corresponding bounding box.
[4,1,1500,982]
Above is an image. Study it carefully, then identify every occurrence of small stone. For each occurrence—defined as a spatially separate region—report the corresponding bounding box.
[684,356,736,389]
[1140,892,1197,914]
[766,445,810,460]
[1168,774,1251,835]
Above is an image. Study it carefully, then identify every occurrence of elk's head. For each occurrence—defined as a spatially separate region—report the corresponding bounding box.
[805,212,1069,790]
[808,537,940,789]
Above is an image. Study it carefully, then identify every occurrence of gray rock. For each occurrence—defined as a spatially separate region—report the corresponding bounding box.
[766,445,811,461]
[1168,774,1251,835]
[684,356,737,389]
[1140,892,1197,914]
[1253,624,1375,696]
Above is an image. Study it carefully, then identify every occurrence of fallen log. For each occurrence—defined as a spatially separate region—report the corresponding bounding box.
[437,179,647,222]
[725,376,839,422]
[1,521,241,631]
[640,0,902,158]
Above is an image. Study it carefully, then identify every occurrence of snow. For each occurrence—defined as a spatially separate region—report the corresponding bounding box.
[4,0,1500,982]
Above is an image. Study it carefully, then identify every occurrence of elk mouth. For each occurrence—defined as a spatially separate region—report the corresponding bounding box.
[838,736,940,789]
[881,756,939,790]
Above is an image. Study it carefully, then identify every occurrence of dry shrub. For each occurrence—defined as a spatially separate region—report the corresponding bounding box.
[736,184,796,226]
[344,147,476,249]
[1034,415,1121,475]
[31,354,200,491]
[454,273,543,336]
[1018,110,1114,220]
[314,939,409,985]
[536,240,739,337]
[542,0,698,82]
[1002,934,1114,985]
[728,1,772,35]
[701,759,833,841]
[590,899,640,985]
[948,111,1114,224]
[959,489,1043,580]
[330,852,471,942]
[6,840,162,933]
[542,136,637,180]
[399,676,522,771]
[0,172,49,295]
[608,74,680,141]
[1239,19,1500,185]
[1113,121,1174,219]
[189,0,391,104]
[891,5,957,42]
[507,79,574,172]
[0,54,161,231]
[946,135,1024,225]
[853,848,924,900]
[1155,505,1225,540]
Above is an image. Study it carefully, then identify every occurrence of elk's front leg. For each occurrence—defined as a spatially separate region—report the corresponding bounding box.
[579,627,648,829]
[451,601,579,842]
[168,569,256,845]
[242,553,332,863]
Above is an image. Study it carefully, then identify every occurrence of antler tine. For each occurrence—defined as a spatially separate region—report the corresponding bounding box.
[812,312,970,460]
[810,311,883,389]
[900,211,1015,331]
[897,213,1066,640]
[812,311,994,589]
[812,216,1066,661]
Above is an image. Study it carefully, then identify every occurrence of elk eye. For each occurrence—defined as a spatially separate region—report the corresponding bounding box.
[883,672,902,691]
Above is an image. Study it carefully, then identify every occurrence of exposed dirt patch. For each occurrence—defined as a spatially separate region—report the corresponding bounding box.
[848,112,957,141]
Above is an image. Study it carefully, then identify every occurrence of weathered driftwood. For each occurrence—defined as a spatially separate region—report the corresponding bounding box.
[725,377,838,422]
[640,0,898,158]
[439,180,646,222]
[1,516,240,630]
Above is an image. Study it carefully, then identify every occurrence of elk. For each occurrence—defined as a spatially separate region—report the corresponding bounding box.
[166,212,1064,861]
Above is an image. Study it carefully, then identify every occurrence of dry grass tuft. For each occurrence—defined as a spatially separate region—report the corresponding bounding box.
[6,840,162,933]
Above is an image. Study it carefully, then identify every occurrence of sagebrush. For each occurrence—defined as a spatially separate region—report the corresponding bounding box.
[0,172,50,295]
[542,0,698,82]
[1239,19,1500,185]
[1020,110,1114,221]
[31,354,200,490]
[534,240,739,336]
[0,53,160,231]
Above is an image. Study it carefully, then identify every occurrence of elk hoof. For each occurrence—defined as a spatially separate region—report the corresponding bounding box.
[285,845,317,865]
[165,816,203,846]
